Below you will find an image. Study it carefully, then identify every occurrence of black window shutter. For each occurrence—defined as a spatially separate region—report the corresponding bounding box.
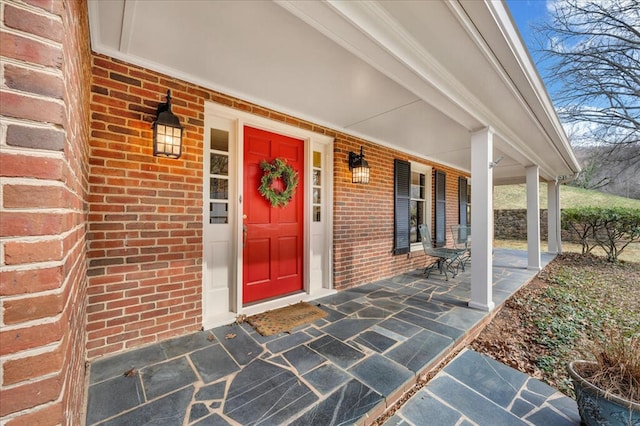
[394,159,411,255]
[458,177,468,227]
[434,170,446,247]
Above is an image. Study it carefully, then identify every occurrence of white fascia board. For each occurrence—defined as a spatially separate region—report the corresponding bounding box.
[491,2,580,174]
[448,1,573,178]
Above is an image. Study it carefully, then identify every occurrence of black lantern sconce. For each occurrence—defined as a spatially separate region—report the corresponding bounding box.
[152,90,183,159]
[348,146,370,184]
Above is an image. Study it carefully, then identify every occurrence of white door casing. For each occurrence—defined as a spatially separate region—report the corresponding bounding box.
[202,103,335,330]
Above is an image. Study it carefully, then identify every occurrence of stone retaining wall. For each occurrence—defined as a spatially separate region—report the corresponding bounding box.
[494,209,575,242]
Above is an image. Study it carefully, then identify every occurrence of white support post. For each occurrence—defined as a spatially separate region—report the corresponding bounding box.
[469,127,494,312]
[547,181,559,254]
[526,166,541,270]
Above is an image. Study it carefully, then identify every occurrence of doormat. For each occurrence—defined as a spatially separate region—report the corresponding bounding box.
[246,302,327,336]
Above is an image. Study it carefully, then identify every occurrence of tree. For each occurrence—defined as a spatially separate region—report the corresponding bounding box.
[535,0,640,189]
[572,144,640,198]
[562,207,640,262]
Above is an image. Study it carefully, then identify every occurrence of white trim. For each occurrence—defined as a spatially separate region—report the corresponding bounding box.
[409,162,432,253]
[202,102,334,330]
[119,0,137,53]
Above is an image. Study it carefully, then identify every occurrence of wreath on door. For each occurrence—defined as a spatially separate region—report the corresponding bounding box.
[258,158,299,208]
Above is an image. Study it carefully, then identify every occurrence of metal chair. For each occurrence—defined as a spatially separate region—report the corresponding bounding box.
[418,224,465,280]
[450,225,471,274]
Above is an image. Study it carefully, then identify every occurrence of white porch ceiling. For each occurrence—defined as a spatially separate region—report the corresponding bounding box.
[88,0,580,183]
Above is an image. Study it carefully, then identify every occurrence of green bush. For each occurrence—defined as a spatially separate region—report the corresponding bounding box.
[562,207,640,262]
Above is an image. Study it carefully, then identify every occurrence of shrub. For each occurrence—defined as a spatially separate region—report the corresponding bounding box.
[562,207,640,262]
[576,329,640,404]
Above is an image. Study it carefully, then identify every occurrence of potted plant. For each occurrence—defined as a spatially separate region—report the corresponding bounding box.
[567,330,640,426]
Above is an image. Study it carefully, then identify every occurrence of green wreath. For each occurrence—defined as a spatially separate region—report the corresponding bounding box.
[258,158,299,207]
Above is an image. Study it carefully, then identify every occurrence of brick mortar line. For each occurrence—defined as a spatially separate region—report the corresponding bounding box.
[0,137,67,158]
[0,24,63,49]
[0,55,64,76]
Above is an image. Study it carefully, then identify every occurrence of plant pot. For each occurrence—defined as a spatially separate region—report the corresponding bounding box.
[567,360,640,426]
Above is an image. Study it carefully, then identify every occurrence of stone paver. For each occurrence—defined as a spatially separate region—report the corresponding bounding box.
[387,349,580,426]
[86,249,574,425]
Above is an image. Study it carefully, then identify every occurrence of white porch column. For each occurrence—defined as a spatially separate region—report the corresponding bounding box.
[547,180,562,254]
[469,127,494,312]
[526,166,541,270]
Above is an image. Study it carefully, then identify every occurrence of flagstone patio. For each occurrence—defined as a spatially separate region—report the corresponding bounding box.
[85,249,578,425]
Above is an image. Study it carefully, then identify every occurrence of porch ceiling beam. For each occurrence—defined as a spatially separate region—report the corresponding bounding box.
[118,0,137,53]
[278,0,481,130]
[279,0,565,181]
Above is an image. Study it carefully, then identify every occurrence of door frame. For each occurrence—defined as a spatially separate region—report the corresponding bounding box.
[202,102,335,329]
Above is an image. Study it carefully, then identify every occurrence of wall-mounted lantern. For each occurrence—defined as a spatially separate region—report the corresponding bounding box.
[348,146,370,184]
[152,90,183,159]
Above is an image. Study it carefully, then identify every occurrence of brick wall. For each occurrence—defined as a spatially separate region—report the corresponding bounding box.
[87,56,205,359]
[0,0,91,424]
[87,55,471,358]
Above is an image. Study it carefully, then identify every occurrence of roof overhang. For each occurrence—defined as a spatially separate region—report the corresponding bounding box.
[88,0,580,183]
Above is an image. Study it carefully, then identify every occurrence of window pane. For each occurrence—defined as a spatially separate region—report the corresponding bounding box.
[410,201,418,243]
[411,172,420,186]
[313,170,321,186]
[210,178,228,199]
[210,203,228,224]
[313,151,321,168]
[313,206,321,222]
[410,200,426,243]
[210,129,229,152]
[313,188,321,204]
[411,172,425,199]
[210,153,229,176]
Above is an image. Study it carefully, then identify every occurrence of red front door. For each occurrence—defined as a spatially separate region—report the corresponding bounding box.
[243,126,304,304]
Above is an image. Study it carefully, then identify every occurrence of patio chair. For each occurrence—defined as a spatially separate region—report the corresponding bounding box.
[450,224,471,274]
[418,224,465,281]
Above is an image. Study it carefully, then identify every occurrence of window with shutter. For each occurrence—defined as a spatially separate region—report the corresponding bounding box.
[434,170,446,247]
[393,159,411,255]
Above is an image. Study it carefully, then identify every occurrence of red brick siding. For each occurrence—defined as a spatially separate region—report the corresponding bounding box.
[0,0,90,424]
[87,55,470,357]
[87,55,206,359]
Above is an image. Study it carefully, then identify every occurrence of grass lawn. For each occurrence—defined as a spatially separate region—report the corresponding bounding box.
[494,184,640,210]
[472,250,640,397]
[494,239,640,263]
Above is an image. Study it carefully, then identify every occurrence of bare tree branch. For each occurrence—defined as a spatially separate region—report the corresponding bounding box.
[531,0,639,193]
